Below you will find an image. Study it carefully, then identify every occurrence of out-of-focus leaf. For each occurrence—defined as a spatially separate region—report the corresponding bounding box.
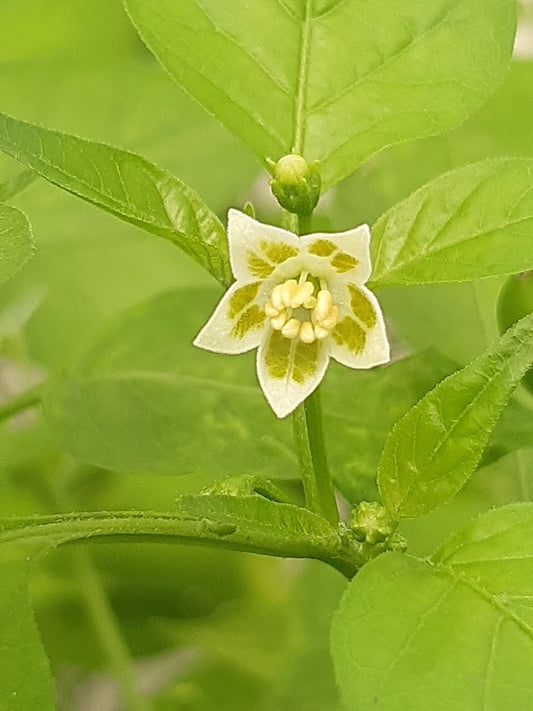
[43,288,296,479]
[125,0,516,189]
[0,113,230,284]
[0,556,55,711]
[0,169,35,202]
[370,159,533,288]
[378,313,533,519]
[332,503,533,711]
[0,202,34,285]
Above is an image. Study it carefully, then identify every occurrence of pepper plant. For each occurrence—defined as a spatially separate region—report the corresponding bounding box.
[1,1,533,709]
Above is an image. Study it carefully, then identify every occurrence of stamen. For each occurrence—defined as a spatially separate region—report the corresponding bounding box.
[281,318,301,339]
[281,279,298,307]
[271,311,288,330]
[265,278,338,344]
[299,321,316,343]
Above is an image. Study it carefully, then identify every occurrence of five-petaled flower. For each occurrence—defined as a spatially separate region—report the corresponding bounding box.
[194,209,390,418]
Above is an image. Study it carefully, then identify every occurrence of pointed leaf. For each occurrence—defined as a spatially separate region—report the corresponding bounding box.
[378,312,533,519]
[332,503,533,711]
[0,202,34,285]
[371,159,533,288]
[125,0,516,189]
[0,113,230,284]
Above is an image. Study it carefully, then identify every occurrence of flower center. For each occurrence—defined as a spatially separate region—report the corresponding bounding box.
[264,276,339,344]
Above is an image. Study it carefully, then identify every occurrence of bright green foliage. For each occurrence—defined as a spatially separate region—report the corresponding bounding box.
[325,350,457,503]
[0,113,231,285]
[370,159,533,288]
[0,557,55,711]
[332,504,533,711]
[0,202,34,286]
[378,312,533,520]
[124,0,516,189]
[43,289,296,478]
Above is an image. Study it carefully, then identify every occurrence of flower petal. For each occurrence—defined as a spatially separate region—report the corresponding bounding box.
[257,328,329,418]
[302,224,372,283]
[328,282,390,369]
[194,280,266,354]
[227,209,301,282]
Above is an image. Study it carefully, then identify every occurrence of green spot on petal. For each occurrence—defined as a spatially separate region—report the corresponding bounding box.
[348,284,377,328]
[248,252,274,278]
[292,340,320,384]
[228,282,260,319]
[265,329,291,379]
[231,305,265,339]
[332,317,366,355]
[307,239,336,257]
[261,240,298,264]
[331,252,359,273]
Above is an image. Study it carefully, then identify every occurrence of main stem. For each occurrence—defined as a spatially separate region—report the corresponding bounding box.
[288,210,339,525]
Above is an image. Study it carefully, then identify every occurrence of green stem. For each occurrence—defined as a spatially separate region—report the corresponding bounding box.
[52,481,151,711]
[287,210,339,525]
[0,383,42,422]
[293,391,339,525]
[72,549,152,711]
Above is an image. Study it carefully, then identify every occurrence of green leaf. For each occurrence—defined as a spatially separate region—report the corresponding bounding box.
[0,168,35,202]
[0,113,230,285]
[0,556,55,711]
[324,350,457,504]
[370,159,533,288]
[0,202,34,286]
[124,0,516,189]
[0,496,356,576]
[378,312,533,520]
[332,503,533,711]
[43,288,296,479]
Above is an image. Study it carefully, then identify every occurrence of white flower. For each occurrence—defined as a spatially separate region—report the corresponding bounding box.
[194,209,390,418]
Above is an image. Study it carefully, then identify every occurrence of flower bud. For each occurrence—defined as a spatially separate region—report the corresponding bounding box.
[349,501,396,545]
[269,153,321,215]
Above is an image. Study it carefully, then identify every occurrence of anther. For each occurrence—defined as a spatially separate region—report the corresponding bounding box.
[281,318,301,339]
[299,321,316,344]
[271,311,288,330]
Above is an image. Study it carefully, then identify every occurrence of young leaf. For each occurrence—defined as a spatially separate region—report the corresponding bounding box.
[0,556,56,711]
[378,312,533,520]
[332,503,533,711]
[0,113,230,285]
[370,159,533,288]
[124,0,516,189]
[0,202,34,285]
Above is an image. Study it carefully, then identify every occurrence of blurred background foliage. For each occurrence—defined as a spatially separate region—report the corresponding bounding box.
[0,1,533,708]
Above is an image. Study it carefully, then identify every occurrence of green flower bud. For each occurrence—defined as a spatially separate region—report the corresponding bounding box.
[269,154,321,215]
[497,271,533,394]
[349,501,396,545]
